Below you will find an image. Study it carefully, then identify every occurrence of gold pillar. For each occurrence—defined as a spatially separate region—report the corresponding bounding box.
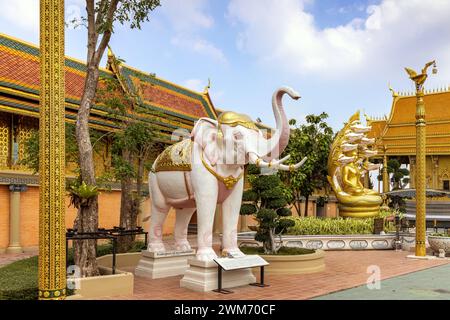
[382,151,389,193]
[409,156,416,188]
[39,0,66,299]
[6,185,27,254]
[414,90,427,256]
[405,60,436,257]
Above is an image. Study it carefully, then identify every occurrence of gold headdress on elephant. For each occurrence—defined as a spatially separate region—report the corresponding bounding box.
[217,111,259,142]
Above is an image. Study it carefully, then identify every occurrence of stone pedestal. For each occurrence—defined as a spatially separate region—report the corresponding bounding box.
[135,250,195,279]
[180,258,256,292]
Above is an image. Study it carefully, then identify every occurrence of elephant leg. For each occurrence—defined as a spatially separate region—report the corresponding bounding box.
[221,178,245,257]
[147,205,170,252]
[174,208,196,251]
[191,167,219,261]
[148,172,170,253]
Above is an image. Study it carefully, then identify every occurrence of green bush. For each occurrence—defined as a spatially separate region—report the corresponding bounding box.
[240,168,294,254]
[286,217,375,235]
[240,246,314,255]
[0,256,38,300]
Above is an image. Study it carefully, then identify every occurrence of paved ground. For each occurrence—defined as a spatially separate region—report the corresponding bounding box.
[0,252,37,267]
[106,250,449,300]
[315,263,450,300]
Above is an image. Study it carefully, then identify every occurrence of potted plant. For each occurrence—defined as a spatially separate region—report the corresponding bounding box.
[239,165,325,274]
[428,232,450,256]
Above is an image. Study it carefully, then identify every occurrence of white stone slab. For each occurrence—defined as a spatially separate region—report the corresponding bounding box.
[406,255,437,260]
[180,258,256,292]
[135,250,195,279]
[214,255,268,271]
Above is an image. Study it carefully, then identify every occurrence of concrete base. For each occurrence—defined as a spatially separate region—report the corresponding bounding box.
[66,267,133,300]
[406,255,437,260]
[180,258,256,292]
[135,250,196,279]
[5,246,23,254]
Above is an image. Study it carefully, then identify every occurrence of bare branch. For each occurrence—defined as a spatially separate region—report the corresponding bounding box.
[93,0,119,64]
[86,0,96,64]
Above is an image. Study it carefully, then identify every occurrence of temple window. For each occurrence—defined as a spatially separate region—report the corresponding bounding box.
[444,180,450,191]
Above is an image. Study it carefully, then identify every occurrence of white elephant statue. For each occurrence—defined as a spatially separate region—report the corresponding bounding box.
[147,87,306,261]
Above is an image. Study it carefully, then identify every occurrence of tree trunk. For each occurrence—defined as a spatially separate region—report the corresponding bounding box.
[269,228,276,254]
[117,149,136,252]
[304,195,309,217]
[73,64,100,277]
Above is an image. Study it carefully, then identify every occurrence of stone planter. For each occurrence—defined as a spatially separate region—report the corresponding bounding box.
[255,250,325,275]
[66,253,139,300]
[428,236,450,256]
[238,232,396,250]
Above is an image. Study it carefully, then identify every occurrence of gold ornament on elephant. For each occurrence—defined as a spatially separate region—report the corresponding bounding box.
[327,111,382,218]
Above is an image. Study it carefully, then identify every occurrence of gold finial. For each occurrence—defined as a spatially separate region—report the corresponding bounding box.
[405,60,436,92]
[388,82,398,97]
[107,45,114,58]
[204,78,211,94]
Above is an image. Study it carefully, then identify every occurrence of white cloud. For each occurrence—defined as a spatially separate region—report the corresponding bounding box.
[171,36,227,64]
[183,78,205,92]
[0,0,86,35]
[227,0,450,80]
[160,0,214,32]
[0,0,38,32]
[161,0,227,64]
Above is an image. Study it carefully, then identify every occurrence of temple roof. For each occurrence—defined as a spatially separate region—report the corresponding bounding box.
[0,33,218,142]
[367,88,450,156]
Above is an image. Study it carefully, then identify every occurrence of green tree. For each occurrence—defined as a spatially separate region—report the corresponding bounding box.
[240,165,294,254]
[97,66,163,252]
[387,159,410,190]
[281,113,334,216]
[72,0,161,277]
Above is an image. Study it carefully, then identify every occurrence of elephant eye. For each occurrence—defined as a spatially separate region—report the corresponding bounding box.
[233,131,243,140]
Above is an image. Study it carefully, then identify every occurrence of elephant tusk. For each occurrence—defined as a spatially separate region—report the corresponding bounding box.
[250,153,306,171]
[278,156,307,171]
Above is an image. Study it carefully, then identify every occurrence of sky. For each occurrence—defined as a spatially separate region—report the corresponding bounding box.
[1,0,450,130]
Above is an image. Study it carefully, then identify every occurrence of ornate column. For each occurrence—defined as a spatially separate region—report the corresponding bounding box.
[409,156,416,188]
[405,60,436,257]
[382,149,389,193]
[431,156,439,189]
[39,0,66,299]
[6,184,27,254]
[239,215,249,232]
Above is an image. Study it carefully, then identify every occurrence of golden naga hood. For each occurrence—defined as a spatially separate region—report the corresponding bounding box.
[327,111,382,218]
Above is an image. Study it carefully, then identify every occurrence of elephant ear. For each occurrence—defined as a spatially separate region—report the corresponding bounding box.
[191,118,219,165]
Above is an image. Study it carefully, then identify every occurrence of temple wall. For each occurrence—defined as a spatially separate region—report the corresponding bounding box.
[0,185,10,250]
[0,185,177,253]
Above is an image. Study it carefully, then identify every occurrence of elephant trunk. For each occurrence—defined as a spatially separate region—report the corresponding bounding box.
[258,87,300,161]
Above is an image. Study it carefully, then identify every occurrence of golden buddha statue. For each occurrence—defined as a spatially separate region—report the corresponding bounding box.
[327,111,383,218]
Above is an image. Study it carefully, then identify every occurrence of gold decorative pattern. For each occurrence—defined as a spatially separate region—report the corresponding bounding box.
[200,151,243,189]
[38,0,66,300]
[0,112,9,169]
[154,139,193,172]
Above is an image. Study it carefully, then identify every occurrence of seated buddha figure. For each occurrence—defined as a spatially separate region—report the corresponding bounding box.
[341,149,366,196]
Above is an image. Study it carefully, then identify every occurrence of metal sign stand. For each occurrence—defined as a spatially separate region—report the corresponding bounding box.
[212,264,269,294]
